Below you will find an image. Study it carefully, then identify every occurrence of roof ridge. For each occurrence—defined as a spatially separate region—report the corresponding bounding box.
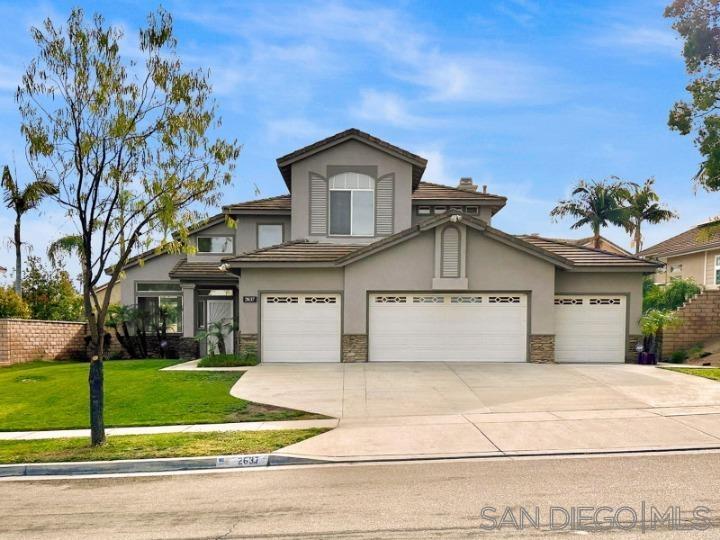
[521,235,652,263]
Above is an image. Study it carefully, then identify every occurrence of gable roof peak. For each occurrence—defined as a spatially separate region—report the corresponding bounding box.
[276,128,428,190]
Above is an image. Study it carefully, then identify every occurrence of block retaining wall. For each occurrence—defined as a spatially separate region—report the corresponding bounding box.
[661,290,720,358]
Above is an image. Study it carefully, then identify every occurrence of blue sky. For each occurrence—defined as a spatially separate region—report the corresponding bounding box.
[0,0,715,279]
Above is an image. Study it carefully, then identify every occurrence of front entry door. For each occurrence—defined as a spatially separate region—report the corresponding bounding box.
[207,299,234,354]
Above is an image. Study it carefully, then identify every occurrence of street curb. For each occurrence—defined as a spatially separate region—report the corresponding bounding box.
[0,453,328,478]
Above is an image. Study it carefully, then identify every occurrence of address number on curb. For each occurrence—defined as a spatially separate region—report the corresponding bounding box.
[216,454,269,468]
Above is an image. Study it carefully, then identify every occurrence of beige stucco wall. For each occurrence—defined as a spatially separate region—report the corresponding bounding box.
[238,268,344,334]
[554,271,645,334]
[234,214,291,255]
[290,139,413,243]
[121,253,184,305]
[343,227,556,334]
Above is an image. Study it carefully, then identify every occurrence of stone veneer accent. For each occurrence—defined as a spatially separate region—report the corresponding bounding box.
[0,319,87,365]
[661,290,720,359]
[626,334,642,363]
[178,337,200,360]
[238,333,258,356]
[342,334,368,363]
[529,334,555,363]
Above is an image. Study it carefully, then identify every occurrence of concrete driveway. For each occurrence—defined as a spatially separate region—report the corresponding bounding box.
[231,363,720,460]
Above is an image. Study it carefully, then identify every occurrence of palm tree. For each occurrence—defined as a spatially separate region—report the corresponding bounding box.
[550,178,632,249]
[1,166,58,295]
[624,178,678,254]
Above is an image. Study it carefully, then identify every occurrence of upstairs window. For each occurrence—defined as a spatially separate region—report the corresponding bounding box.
[715,255,720,285]
[329,173,374,236]
[197,236,233,254]
[257,224,283,249]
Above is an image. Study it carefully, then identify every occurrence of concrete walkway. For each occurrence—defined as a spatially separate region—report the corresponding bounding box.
[0,419,338,441]
[230,363,720,460]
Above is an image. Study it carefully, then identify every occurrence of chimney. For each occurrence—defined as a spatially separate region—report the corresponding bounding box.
[458,177,478,192]
[482,184,487,194]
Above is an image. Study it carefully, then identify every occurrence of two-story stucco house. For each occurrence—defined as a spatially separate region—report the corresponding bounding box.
[119,129,658,364]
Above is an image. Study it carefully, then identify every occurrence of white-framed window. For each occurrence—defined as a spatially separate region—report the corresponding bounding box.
[417,206,431,215]
[669,264,683,276]
[135,282,183,333]
[329,172,375,236]
[197,236,233,254]
[433,206,447,214]
[465,206,479,215]
[257,224,283,249]
[715,255,720,285]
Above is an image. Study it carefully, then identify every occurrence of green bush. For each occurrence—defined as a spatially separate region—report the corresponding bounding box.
[643,276,701,312]
[669,350,689,363]
[21,256,84,321]
[197,353,259,368]
[0,286,30,318]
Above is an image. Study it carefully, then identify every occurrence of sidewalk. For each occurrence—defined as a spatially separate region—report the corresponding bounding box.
[0,418,338,441]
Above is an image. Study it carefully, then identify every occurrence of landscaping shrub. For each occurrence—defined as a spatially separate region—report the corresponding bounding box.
[669,350,689,363]
[0,286,30,318]
[197,353,259,368]
[643,276,701,312]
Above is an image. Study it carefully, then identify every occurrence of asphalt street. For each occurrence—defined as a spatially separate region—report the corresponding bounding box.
[2,451,720,539]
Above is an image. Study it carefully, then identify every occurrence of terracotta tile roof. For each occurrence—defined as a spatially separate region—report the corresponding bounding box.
[223,194,291,212]
[224,240,364,263]
[412,181,506,202]
[519,235,658,268]
[276,128,428,189]
[639,221,720,258]
[168,260,232,279]
[222,182,506,214]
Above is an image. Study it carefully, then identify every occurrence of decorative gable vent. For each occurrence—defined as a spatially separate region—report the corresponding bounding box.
[441,226,461,278]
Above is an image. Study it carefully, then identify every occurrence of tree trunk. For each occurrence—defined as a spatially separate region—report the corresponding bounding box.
[14,216,21,295]
[592,225,601,250]
[634,221,642,254]
[89,358,105,445]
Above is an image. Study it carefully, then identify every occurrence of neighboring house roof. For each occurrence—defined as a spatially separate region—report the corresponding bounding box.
[225,213,658,270]
[547,235,631,256]
[276,128,428,190]
[168,260,233,280]
[639,221,720,258]
[222,194,292,213]
[519,236,658,268]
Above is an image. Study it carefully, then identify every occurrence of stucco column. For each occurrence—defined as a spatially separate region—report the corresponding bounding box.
[181,283,195,338]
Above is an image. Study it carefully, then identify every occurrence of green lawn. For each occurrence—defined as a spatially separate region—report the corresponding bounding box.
[0,429,327,464]
[197,354,259,367]
[0,360,322,431]
[664,367,720,381]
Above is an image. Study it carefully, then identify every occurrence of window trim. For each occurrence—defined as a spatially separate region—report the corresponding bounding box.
[715,255,720,285]
[196,234,234,255]
[417,206,431,215]
[135,293,183,334]
[328,173,376,237]
[256,223,285,249]
[440,225,461,278]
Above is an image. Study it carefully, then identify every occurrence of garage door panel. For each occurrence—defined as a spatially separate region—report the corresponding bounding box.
[554,295,626,363]
[369,293,527,362]
[261,294,341,362]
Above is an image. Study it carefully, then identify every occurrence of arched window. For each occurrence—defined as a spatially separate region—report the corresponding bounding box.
[441,226,460,278]
[329,172,375,236]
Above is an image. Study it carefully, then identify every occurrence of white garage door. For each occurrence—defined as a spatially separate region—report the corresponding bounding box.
[369,293,528,362]
[554,295,626,363]
[261,294,341,362]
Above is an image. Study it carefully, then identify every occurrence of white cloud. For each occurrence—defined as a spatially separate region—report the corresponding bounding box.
[354,90,430,128]
[591,25,681,56]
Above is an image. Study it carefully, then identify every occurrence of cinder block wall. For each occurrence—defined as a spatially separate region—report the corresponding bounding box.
[0,319,87,366]
[661,290,720,358]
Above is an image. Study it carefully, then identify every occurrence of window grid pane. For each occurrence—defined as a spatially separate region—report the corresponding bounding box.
[197,236,233,253]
